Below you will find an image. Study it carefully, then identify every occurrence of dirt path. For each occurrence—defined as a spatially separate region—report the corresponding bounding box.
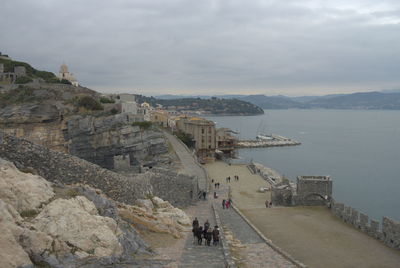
[205,161,400,268]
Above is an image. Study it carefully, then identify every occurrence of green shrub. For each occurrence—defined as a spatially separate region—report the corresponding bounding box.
[75,95,103,111]
[59,79,72,85]
[66,188,80,198]
[100,97,115,104]
[176,131,194,147]
[0,86,37,107]
[110,108,118,114]
[20,209,38,218]
[15,76,33,84]
[132,121,152,130]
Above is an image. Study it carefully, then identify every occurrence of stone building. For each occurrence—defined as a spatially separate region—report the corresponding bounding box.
[58,63,78,86]
[0,64,27,84]
[176,116,216,161]
[120,95,138,114]
[151,110,169,127]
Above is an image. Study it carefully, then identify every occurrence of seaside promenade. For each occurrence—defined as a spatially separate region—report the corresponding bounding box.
[159,132,296,267]
[205,161,400,268]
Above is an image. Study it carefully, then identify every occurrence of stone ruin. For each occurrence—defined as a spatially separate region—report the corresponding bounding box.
[271,175,332,206]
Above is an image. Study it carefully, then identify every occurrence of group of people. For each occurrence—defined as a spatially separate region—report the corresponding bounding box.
[222,198,232,209]
[211,179,221,189]
[265,200,273,208]
[225,175,239,183]
[192,218,220,246]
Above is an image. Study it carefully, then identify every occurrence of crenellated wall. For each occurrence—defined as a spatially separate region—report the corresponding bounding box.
[331,200,400,250]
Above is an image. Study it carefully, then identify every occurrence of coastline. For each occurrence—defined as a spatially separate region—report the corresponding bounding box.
[204,160,400,268]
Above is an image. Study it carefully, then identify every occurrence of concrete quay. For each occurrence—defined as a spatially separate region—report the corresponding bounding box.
[237,134,301,148]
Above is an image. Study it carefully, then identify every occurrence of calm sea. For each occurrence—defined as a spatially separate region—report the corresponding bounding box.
[206,110,400,221]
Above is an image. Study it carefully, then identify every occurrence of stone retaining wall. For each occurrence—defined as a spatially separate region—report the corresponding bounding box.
[150,167,198,207]
[331,200,400,250]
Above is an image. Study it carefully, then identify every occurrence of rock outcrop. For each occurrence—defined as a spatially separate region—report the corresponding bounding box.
[65,114,168,170]
[0,158,54,213]
[0,157,191,267]
[0,132,197,207]
[33,196,124,258]
[119,197,191,238]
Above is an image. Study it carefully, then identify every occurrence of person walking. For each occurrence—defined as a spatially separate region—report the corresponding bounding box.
[202,191,206,200]
[206,228,213,246]
[192,217,199,243]
[225,199,230,209]
[196,226,203,245]
[212,226,220,246]
[222,199,226,209]
[204,219,210,232]
[265,200,269,208]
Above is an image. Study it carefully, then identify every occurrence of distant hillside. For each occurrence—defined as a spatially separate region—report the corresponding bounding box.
[136,95,264,115]
[238,95,309,109]
[155,91,400,110]
[307,92,400,110]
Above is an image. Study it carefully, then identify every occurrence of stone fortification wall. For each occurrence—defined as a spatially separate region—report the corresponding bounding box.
[0,132,152,204]
[331,200,400,250]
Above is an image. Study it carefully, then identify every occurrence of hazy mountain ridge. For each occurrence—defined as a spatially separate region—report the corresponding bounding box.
[155,90,400,110]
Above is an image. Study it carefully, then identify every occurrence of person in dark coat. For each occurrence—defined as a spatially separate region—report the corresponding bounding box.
[206,228,213,246]
[204,219,210,232]
[222,199,226,209]
[212,226,220,246]
[196,226,203,245]
[192,217,199,243]
[202,191,207,200]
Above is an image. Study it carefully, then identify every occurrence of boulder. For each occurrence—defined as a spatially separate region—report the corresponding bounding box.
[152,196,172,208]
[33,196,123,258]
[0,200,33,268]
[0,158,54,213]
[135,199,154,212]
[0,226,33,268]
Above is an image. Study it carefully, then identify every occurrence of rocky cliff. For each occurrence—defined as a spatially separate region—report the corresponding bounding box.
[1,83,169,171]
[0,157,191,268]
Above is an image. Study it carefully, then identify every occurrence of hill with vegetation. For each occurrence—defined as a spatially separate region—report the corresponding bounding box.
[136,95,264,115]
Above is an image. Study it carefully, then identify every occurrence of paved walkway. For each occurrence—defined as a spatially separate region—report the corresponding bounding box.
[178,197,226,268]
[163,133,296,267]
[163,131,207,191]
[212,183,297,268]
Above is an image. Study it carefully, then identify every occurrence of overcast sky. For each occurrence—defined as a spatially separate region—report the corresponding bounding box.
[1,0,400,96]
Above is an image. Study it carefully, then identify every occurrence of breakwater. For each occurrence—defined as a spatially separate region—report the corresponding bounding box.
[236,134,300,148]
[331,200,400,250]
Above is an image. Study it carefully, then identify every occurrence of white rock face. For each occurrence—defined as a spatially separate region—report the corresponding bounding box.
[0,159,54,213]
[33,196,123,257]
[0,200,33,268]
[119,196,191,238]
[135,199,154,212]
[152,196,171,208]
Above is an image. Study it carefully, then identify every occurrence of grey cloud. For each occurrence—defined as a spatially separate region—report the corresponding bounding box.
[1,0,400,96]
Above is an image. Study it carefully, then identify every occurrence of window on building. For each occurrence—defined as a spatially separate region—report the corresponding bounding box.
[202,128,204,134]
[208,127,211,133]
